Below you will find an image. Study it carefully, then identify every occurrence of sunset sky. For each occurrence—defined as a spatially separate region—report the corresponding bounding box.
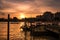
[0,0,60,19]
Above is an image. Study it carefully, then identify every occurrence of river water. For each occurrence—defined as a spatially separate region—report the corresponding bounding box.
[0,22,25,40]
[0,22,58,40]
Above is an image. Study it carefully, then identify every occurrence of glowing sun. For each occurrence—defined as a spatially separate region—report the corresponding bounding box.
[20,13,25,19]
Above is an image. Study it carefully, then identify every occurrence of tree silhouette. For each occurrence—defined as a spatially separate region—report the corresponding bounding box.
[55,12,60,21]
[13,17,19,22]
[36,15,43,21]
[42,12,54,21]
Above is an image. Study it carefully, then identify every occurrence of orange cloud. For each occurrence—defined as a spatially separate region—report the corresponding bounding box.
[15,4,32,12]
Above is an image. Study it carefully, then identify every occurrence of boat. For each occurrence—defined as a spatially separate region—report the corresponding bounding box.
[20,24,60,40]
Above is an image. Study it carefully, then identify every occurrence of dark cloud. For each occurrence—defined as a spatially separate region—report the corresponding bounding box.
[44,0,60,12]
[47,0,60,7]
[0,0,60,13]
[4,0,35,3]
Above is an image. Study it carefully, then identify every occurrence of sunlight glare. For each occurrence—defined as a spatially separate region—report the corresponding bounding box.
[20,13,25,19]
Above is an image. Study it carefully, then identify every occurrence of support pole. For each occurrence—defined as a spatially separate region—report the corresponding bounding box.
[7,14,10,40]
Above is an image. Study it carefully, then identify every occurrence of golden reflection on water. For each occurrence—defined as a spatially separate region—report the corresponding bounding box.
[0,22,57,40]
[10,22,25,40]
[0,22,25,40]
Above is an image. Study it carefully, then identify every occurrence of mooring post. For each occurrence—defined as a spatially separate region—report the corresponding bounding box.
[7,14,10,40]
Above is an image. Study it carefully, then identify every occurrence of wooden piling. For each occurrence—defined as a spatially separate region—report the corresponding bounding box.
[7,14,10,40]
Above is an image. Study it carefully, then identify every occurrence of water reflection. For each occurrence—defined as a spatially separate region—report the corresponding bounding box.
[0,22,25,40]
[0,22,59,40]
[0,22,7,40]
